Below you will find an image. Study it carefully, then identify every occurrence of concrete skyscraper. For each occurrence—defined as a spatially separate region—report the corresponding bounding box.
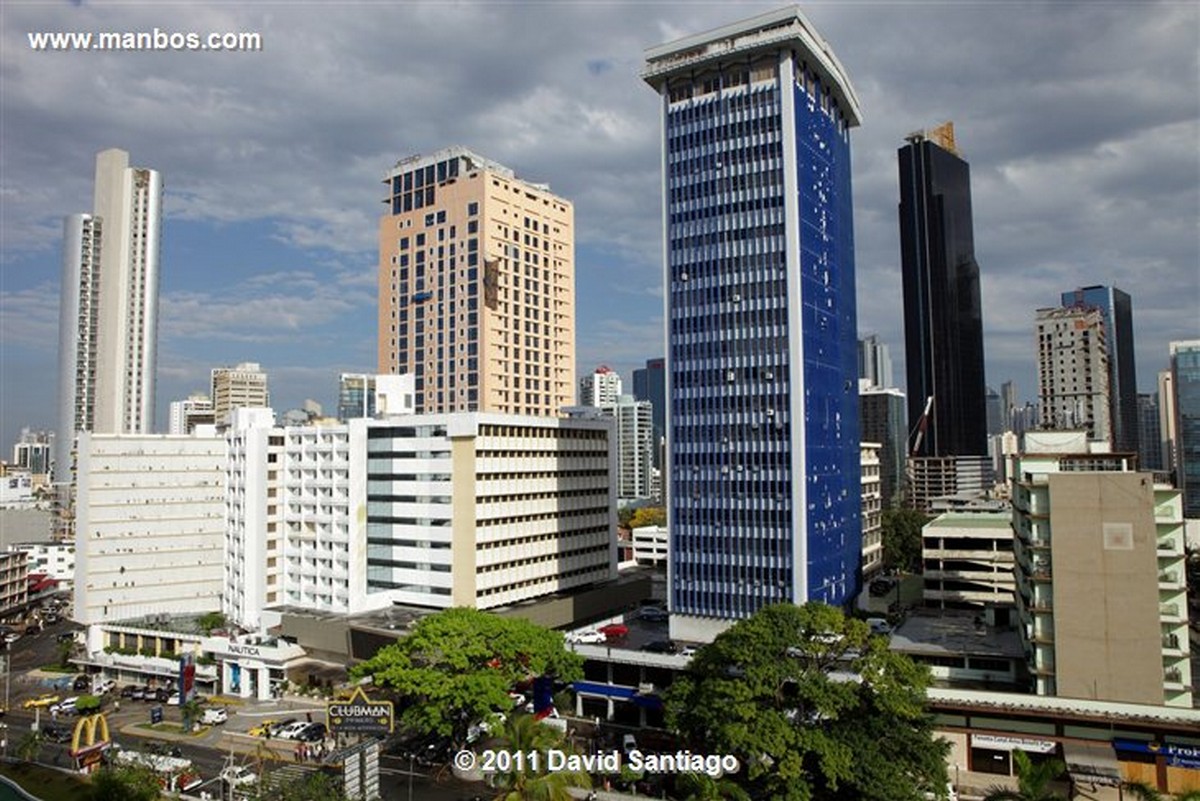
[1061,285,1138,454]
[211,362,269,426]
[1035,305,1111,443]
[378,148,575,416]
[644,7,862,640]
[56,149,162,477]
[899,123,987,458]
[857,334,893,389]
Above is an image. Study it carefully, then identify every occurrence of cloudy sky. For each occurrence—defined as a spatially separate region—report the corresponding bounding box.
[1,1,1197,453]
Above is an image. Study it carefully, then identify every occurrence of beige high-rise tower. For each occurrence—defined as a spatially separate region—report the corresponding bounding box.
[378,148,575,416]
[56,149,162,477]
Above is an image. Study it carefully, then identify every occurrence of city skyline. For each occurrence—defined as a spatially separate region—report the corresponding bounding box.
[2,2,1198,452]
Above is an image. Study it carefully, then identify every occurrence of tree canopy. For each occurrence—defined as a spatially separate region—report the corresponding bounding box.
[882,508,929,573]
[665,602,948,801]
[349,608,583,744]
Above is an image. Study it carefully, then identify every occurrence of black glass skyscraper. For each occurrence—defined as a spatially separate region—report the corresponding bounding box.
[899,124,987,457]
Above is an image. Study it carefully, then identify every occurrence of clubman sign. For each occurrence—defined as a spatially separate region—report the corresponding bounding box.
[327,686,394,735]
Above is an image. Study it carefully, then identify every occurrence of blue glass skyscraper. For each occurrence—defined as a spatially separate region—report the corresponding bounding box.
[644,7,862,640]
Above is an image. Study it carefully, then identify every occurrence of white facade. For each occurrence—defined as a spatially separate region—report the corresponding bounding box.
[168,393,215,435]
[579,367,623,408]
[56,152,162,478]
[861,442,883,577]
[73,433,226,630]
[225,412,617,628]
[211,363,270,426]
[606,395,655,502]
[13,542,75,586]
[1036,306,1112,444]
[632,524,668,566]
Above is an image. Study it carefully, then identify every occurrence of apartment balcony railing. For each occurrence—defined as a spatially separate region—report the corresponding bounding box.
[1164,667,1183,684]
[1159,604,1182,620]
[1162,633,1181,651]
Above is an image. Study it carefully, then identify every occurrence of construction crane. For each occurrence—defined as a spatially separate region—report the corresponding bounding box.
[909,396,934,457]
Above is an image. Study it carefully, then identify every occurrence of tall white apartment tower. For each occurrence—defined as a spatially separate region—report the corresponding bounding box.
[579,365,623,408]
[57,149,163,477]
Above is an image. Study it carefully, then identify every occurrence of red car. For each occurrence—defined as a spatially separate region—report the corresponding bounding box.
[598,624,629,640]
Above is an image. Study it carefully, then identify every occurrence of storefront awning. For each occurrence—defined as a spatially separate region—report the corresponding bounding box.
[1063,741,1122,787]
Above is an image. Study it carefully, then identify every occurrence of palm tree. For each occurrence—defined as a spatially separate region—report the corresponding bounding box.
[15,730,43,766]
[1122,782,1200,801]
[487,714,591,801]
[982,750,1067,801]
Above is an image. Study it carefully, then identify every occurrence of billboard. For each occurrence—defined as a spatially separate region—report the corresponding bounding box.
[327,687,394,735]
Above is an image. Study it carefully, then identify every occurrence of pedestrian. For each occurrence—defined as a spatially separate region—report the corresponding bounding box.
[295,744,302,762]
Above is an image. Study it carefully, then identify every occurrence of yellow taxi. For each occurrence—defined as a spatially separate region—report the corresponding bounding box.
[247,719,277,737]
[23,693,60,709]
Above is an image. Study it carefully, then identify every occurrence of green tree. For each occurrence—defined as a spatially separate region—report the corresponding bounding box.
[486,714,591,801]
[181,697,204,732]
[350,608,583,745]
[981,750,1067,801]
[242,770,345,801]
[675,772,752,801]
[1121,782,1200,801]
[87,763,163,801]
[15,730,43,765]
[665,602,948,801]
[56,639,74,668]
[75,694,102,714]
[629,506,666,529]
[196,611,226,635]
[882,508,928,573]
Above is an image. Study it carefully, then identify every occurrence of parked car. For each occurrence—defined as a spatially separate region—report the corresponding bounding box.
[866,618,893,635]
[275,721,312,740]
[679,645,699,658]
[130,687,148,701]
[153,688,171,703]
[640,640,677,654]
[166,694,181,706]
[119,685,138,699]
[622,734,639,755]
[42,723,73,743]
[639,607,669,622]
[72,675,91,692]
[248,720,278,737]
[23,693,60,709]
[56,632,76,644]
[49,697,79,716]
[267,718,298,737]
[220,765,257,787]
[94,679,117,695]
[566,630,606,645]
[296,722,326,742]
[869,578,896,597]
[598,623,629,639]
[201,707,228,725]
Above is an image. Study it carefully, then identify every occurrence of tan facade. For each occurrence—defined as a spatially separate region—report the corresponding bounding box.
[378,148,575,417]
[1045,472,1161,704]
[1012,431,1192,706]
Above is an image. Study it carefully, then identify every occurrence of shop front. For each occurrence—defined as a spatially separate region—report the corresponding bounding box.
[200,636,306,701]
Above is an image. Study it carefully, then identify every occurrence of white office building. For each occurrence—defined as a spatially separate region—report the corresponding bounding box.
[225,411,617,631]
[168,393,215,435]
[73,432,226,651]
[861,442,883,578]
[579,366,623,408]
